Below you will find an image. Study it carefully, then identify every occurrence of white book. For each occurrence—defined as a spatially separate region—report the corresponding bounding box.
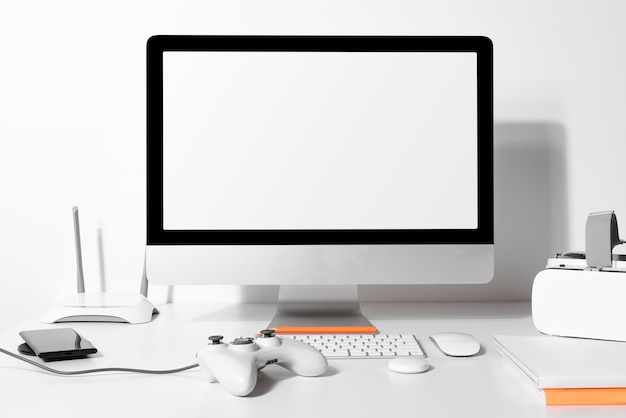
[493,334,626,389]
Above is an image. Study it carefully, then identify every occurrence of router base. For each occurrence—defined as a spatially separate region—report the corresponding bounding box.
[42,293,158,324]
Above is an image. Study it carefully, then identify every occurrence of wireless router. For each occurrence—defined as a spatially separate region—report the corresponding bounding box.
[42,207,158,324]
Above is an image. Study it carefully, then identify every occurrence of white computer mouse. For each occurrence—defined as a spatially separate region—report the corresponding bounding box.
[388,357,430,374]
[430,332,480,357]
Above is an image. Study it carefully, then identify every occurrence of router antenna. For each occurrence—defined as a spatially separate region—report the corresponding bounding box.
[73,206,86,293]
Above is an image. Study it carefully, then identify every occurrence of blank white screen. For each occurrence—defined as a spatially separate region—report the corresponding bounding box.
[162,51,477,230]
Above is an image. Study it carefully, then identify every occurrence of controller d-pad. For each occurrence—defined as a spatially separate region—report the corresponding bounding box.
[232,337,255,345]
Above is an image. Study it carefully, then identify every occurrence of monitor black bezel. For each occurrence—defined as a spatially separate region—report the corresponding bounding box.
[147,35,493,245]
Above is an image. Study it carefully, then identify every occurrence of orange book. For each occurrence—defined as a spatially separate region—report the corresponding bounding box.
[544,388,626,406]
[273,325,378,335]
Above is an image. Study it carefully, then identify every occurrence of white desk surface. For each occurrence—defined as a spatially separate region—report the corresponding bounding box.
[0,301,624,418]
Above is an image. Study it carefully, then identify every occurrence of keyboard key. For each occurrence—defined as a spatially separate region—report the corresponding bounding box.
[280,334,425,359]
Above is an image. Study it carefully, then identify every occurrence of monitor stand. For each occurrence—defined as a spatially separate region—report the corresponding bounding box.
[267,285,378,334]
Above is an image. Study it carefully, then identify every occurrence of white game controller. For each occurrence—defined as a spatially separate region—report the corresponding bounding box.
[196,330,329,396]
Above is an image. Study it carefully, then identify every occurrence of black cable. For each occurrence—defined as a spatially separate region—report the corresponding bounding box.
[0,347,198,375]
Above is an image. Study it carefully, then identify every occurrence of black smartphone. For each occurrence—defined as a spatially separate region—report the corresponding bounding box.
[18,328,97,361]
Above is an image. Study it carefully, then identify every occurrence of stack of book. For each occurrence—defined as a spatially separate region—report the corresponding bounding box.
[494,334,626,405]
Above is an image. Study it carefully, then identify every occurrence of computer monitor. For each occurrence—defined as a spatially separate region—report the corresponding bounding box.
[145,35,493,333]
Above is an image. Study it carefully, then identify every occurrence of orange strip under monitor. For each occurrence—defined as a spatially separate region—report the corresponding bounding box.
[544,388,626,405]
[272,326,378,334]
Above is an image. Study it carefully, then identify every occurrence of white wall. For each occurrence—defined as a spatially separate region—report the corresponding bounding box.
[2,1,626,329]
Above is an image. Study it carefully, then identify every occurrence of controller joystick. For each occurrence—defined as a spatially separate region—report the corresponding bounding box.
[259,329,275,337]
[208,335,224,345]
[197,330,328,396]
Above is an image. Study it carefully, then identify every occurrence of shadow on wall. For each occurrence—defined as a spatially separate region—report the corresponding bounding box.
[237,121,570,303]
[488,122,569,300]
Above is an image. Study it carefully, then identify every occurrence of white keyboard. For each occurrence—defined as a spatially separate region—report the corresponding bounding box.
[281,334,426,359]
